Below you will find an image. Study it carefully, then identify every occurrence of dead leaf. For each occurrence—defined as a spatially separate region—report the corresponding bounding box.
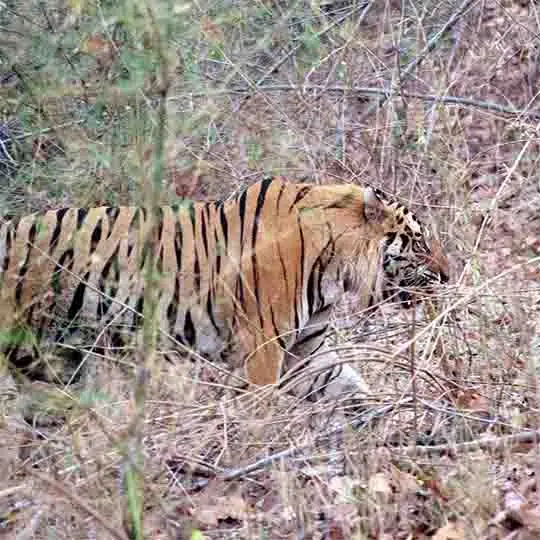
[329,476,358,503]
[368,472,392,501]
[424,478,450,502]
[81,35,109,55]
[192,494,246,528]
[392,469,419,496]
[504,491,540,534]
[455,390,489,414]
[324,520,346,540]
[432,521,466,540]
[200,16,224,43]
[80,34,122,72]
[32,136,65,162]
[525,236,540,255]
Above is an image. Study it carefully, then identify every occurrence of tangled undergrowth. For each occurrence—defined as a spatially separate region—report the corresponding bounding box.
[1,0,539,538]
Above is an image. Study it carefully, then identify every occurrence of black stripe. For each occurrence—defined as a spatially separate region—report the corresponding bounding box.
[215,228,221,274]
[235,189,248,312]
[67,271,90,321]
[276,183,285,211]
[127,209,140,258]
[205,203,212,228]
[183,310,196,346]
[306,263,317,318]
[219,202,228,249]
[278,247,288,292]
[130,208,141,232]
[157,207,164,241]
[201,207,209,258]
[76,208,88,229]
[174,217,183,270]
[167,275,180,332]
[319,365,342,392]
[270,305,286,350]
[97,245,120,317]
[188,204,200,294]
[183,201,195,233]
[206,293,220,334]
[293,269,301,336]
[193,248,200,296]
[294,325,328,348]
[105,207,120,237]
[308,238,334,316]
[303,347,337,400]
[316,246,331,309]
[289,186,311,212]
[238,188,247,251]
[57,248,74,269]
[251,178,272,327]
[253,179,272,239]
[28,222,37,244]
[132,296,144,331]
[157,244,164,274]
[139,238,149,270]
[2,227,12,272]
[235,274,244,308]
[49,208,69,254]
[298,216,305,302]
[385,232,397,247]
[15,222,38,300]
[400,234,410,250]
[51,248,74,295]
[90,217,103,254]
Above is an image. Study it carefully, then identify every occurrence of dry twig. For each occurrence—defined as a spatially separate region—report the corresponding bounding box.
[358,0,478,122]
[26,469,129,540]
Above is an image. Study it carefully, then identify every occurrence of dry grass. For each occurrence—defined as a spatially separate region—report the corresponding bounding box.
[1,0,540,538]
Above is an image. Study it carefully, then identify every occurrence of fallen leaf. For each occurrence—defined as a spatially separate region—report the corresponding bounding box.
[392,469,419,496]
[368,472,392,501]
[201,16,224,43]
[432,521,466,540]
[80,34,122,72]
[455,390,489,414]
[504,492,540,534]
[329,476,358,503]
[192,494,246,528]
[424,478,450,502]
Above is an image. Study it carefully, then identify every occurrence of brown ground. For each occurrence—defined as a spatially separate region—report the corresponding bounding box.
[1,0,540,538]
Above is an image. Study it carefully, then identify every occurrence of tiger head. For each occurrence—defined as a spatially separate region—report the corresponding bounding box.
[364,186,450,307]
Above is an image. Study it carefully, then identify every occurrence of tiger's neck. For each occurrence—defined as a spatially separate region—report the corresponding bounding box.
[292,183,385,311]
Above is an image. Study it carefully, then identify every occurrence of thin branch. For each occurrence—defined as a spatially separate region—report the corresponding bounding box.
[170,84,540,120]
[402,429,540,456]
[14,120,87,141]
[26,469,129,540]
[187,399,540,491]
[188,400,406,491]
[358,0,479,123]
[235,0,376,113]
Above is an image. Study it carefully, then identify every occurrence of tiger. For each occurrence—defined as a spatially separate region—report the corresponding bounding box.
[0,177,449,406]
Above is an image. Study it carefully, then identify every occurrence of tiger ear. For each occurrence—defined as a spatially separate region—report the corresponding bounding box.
[364,186,385,222]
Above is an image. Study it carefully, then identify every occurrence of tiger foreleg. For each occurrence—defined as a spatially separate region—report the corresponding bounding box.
[280,348,371,407]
